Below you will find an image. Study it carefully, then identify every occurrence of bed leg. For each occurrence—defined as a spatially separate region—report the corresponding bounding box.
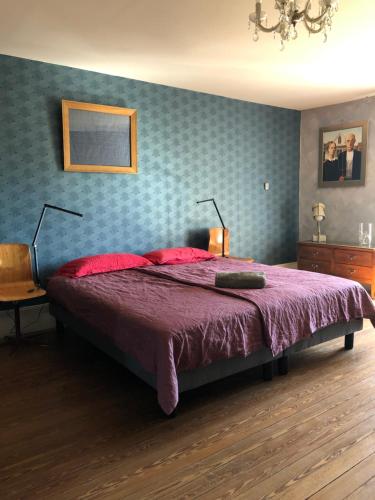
[278,355,289,376]
[56,320,65,343]
[345,333,354,350]
[166,409,178,419]
[262,361,273,381]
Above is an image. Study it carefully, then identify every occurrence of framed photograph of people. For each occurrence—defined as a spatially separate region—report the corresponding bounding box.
[318,121,368,187]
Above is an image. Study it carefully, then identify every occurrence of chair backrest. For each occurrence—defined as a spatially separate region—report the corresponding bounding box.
[0,243,33,284]
[208,227,230,256]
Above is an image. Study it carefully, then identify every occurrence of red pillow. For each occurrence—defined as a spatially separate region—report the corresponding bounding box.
[55,253,153,278]
[143,247,216,265]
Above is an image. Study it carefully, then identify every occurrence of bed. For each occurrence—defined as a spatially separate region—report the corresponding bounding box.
[47,257,375,415]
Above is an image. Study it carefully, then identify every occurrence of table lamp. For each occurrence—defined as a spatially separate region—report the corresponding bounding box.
[32,203,83,286]
[196,198,227,257]
[312,202,326,243]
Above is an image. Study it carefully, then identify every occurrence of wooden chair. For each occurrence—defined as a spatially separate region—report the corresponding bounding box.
[208,227,230,256]
[208,228,255,263]
[0,243,46,343]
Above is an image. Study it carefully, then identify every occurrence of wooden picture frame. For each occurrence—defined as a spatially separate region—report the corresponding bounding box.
[62,100,137,174]
[318,121,367,187]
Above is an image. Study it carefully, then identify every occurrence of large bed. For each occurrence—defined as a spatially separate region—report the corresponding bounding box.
[47,257,375,415]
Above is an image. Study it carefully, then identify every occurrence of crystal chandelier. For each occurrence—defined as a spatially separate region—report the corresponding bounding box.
[248,1,339,49]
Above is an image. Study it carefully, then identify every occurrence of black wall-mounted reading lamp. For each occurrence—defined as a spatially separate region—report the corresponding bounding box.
[196,198,226,257]
[32,204,83,286]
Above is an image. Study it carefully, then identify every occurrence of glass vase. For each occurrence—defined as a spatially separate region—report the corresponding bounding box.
[359,223,373,247]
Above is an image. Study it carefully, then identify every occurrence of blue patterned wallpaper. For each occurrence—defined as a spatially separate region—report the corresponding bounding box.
[0,55,300,283]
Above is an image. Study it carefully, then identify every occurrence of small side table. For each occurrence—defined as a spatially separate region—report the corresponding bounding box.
[225,256,255,264]
[0,281,46,344]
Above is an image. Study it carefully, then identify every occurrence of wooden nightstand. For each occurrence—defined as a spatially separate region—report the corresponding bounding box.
[225,256,255,264]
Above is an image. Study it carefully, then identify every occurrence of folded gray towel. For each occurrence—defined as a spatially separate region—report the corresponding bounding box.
[215,271,266,289]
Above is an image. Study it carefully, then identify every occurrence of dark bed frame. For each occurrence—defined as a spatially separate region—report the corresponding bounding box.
[50,302,362,415]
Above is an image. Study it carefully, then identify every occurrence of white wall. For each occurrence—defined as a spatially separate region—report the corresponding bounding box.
[300,96,375,243]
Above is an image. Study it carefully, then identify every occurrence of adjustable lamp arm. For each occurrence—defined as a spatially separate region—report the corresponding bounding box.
[196,198,226,257]
[196,198,226,229]
[32,204,83,285]
[32,204,83,247]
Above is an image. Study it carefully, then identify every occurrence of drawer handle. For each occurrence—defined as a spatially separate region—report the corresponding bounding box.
[313,250,319,256]
[349,255,355,261]
[349,269,355,274]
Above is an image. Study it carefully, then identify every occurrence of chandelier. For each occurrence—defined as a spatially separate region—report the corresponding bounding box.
[248,1,339,49]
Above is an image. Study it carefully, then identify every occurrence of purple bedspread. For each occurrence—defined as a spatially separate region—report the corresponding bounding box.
[47,259,375,414]
[140,259,375,355]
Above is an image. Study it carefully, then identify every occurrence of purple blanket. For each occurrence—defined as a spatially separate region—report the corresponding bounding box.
[140,259,375,356]
[48,259,375,414]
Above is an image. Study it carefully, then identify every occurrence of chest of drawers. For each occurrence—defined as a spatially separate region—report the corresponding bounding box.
[298,241,375,299]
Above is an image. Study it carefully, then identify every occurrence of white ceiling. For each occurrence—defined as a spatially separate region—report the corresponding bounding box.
[1,0,375,110]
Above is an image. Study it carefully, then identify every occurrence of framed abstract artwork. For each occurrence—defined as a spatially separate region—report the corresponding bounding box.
[318,121,368,187]
[62,100,137,174]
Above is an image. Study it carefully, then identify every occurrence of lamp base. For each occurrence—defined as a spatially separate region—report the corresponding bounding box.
[313,234,327,243]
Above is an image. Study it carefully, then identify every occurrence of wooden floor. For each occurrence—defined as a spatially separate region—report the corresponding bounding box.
[1,321,375,500]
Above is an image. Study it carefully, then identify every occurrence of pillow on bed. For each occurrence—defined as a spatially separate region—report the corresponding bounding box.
[55,253,153,278]
[143,247,216,265]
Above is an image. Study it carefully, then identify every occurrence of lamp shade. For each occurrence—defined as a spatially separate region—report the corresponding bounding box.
[312,202,326,222]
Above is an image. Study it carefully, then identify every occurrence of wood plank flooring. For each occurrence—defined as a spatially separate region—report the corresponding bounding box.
[1,321,375,499]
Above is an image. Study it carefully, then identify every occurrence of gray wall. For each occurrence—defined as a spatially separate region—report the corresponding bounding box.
[300,96,375,244]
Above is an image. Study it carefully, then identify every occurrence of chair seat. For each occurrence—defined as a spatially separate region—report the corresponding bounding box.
[0,281,46,302]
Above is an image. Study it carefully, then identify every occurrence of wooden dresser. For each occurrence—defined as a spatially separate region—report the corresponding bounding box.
[298,241,375,299]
